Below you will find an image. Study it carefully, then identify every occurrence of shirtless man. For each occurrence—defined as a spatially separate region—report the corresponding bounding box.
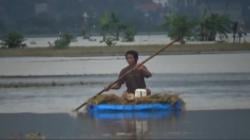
[107,50,152,96]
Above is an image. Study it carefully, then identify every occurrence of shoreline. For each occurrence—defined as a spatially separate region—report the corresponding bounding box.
[0,43,250,57]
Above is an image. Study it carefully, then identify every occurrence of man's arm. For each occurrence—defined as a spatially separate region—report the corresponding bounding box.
[105,69,125,91]
[137,64,152,78]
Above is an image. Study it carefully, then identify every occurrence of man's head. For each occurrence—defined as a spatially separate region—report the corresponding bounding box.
[125,50,138,65]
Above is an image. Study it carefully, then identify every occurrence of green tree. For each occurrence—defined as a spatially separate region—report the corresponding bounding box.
[99,12,126,41]
[123,26,136,42]
[105,37,116,47]
[81,29,90,39]
[163,15,196,43]
[110,13,127,40]
[199,13,231,41]
[3,32,25,48]
[100,13,111,41]
[54,33,73,48]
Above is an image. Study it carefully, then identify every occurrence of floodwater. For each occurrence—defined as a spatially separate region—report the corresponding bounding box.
[0,73,250,113]
[0,110,249,139]
[0,53,250,113]
[1,53,250,76]
[1,53,250,139]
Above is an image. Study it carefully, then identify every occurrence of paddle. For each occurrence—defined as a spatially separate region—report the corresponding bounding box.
[74,39,179,111]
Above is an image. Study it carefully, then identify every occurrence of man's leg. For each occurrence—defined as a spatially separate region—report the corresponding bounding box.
[146,88,151,96]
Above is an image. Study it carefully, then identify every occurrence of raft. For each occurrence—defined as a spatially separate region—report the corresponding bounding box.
[86,93,184,119]
[87,101,182,119]
[87,101,182,112]
[87,93,184,114]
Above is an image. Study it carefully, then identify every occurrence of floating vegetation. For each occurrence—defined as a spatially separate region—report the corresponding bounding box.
[87,92,185,105]
[25,132,46,140]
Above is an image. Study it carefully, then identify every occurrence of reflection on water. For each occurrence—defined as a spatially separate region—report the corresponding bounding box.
[1,109,250,139]
[88,110,178,120]
[77,110,182,139]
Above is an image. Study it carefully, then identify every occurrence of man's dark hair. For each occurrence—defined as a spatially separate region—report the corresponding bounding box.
[125,50,139,61]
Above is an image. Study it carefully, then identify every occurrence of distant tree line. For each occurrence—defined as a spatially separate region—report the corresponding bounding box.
[0,11,246,48]
[0,0,161,36]
[0,0,249,36]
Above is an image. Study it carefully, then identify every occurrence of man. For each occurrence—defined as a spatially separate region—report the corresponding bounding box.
[107,50,152,96]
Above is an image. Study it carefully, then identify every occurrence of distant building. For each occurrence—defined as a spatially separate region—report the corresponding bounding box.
[152,0,169,7]
[34,3,48,15]
[136,1,162,12]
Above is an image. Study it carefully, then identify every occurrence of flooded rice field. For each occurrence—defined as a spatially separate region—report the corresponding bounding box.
[0,53,250,139]
[0,53,250,113]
